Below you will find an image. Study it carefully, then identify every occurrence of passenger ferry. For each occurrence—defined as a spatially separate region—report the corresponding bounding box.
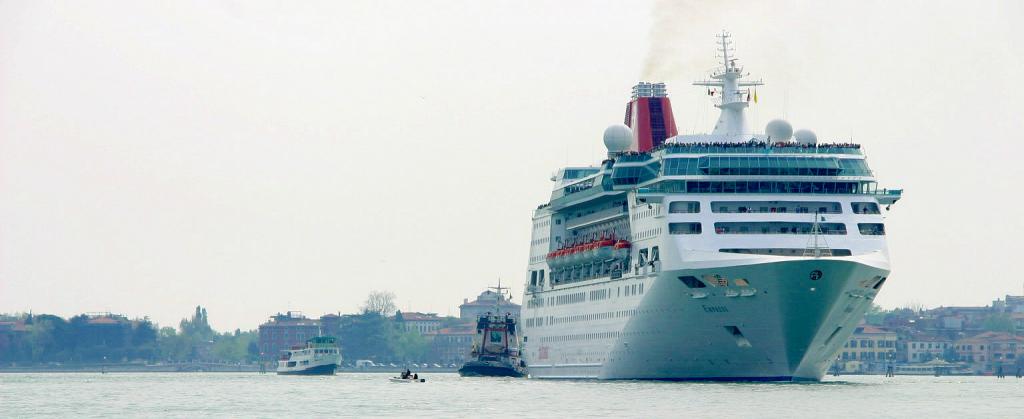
[520,32,902,381]
[277,336,342,376]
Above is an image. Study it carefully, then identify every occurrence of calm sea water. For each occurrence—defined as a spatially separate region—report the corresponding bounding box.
[2,373,1022,418]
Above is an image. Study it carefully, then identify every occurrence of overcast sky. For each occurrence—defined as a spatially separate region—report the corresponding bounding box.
[2,0,1022,331]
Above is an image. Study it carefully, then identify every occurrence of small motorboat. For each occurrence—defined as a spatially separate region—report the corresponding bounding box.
[389,377,425,383]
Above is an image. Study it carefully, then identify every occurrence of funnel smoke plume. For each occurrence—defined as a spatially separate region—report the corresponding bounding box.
[640,0,738,81]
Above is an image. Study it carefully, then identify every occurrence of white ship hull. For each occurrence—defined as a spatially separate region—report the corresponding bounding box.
[524,255,887,381]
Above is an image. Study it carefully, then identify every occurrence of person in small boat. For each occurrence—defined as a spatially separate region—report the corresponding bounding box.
[413,373,418,380]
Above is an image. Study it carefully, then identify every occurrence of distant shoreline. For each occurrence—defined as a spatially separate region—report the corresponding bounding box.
[0,365,460,374]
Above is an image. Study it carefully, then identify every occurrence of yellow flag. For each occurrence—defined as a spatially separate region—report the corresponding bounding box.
[753,90,759,103]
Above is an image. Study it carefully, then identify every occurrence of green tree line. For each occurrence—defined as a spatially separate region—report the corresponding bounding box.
[0,306,258,365]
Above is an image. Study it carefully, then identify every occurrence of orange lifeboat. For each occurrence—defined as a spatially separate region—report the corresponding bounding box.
[613,239,631,259]
[596,238,616,259]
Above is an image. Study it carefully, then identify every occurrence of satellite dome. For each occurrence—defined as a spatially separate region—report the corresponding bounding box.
[765,119,793,142]
[603,124,633,152]
[794,129,817,145]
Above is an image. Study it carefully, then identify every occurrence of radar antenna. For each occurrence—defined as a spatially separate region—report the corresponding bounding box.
[489,279,512,313]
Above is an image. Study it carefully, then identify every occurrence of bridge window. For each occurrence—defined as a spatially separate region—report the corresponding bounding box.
[838,159,872,176]
[669,222,702,234]
[851,202,880,214]
[698,156,842,176]
[858,223,885,235]
[714,222,847,235]
[662,158,701,175]
[669,201,701,213]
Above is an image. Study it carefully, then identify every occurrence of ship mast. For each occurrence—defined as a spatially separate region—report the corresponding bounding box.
[692,31,763,139]
[489,279,511,315]
[803,212,833,258]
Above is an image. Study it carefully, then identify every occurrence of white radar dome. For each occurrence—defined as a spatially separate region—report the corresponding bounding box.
[765,119,793,142]
[603,124,633,152]
[794,129,818,145]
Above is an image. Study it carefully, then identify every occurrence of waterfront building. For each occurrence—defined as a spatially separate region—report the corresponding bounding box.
[319,313,343,338]
[0,319,30,360]
[257,312,320,360]
[76,313,134,352]
[839,325,897,372]
[926,306,992,332]
[426,322,477,365]
[460,290,521,321]
[954,331,1024,374]
[906,336,954,363]
[992,295,1024,313]
[393,312,443,335]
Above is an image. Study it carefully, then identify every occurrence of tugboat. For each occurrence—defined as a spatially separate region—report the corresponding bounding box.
[458,284,527,378]
[276,336,341,375]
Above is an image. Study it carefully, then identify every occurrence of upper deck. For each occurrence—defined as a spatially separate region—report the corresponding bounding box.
[544,140,900,213]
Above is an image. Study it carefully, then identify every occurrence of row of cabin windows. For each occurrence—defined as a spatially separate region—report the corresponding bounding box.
[535,309,646,338]
[642,180,888,195]
[549,292,586,306]
[545,311,617,326]
[527,282,647,327]
[668,200,880,215]
[687,181,862,194]
[667,222,885,236]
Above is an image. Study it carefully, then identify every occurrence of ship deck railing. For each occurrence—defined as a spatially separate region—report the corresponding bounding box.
[614,144,864,162]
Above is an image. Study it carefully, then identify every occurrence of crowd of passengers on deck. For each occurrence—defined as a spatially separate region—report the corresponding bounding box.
[614,140,862,157]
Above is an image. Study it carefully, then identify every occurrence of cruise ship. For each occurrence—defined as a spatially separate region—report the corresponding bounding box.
[519,32,902,381]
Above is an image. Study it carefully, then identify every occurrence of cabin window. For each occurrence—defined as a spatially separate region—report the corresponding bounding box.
[669,222,702,234]
[669,201,701,213]
[858,223,885,235]
[651,246,660,262]
[530,271,537,286]
[851,202,880,214]
[638,249,648,265]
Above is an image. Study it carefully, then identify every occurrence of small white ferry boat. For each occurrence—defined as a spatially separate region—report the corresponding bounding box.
[277,336,341,376]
